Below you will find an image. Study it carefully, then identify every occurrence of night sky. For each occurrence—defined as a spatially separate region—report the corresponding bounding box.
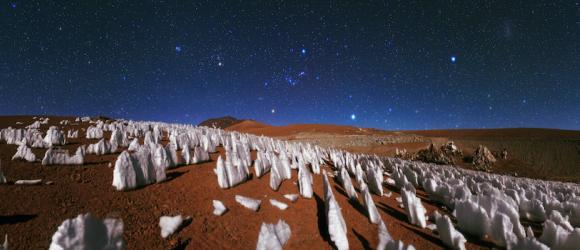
[1,1,579,130]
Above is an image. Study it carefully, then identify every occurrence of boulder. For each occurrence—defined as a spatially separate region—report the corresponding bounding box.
[472,145,496,170]
[414,144,454,165]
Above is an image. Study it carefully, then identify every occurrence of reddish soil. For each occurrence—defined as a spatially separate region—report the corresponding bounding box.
[405,128,580,140]
[226,121,384,137]
[0,116,493,249]
[226,121,580,183]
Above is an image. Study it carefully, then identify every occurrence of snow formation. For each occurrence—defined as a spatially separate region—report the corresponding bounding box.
[361,183,381,224]
[401,187,426,228]
[42,147,84,165]
[159,215,184,238]
[270,199,289,210]
[67,129,79,138]
[323,171,349,250]
[1,234,6,250]
[86,126,103,139]
[338,166,357,200]
[112,148,166,191]
[235,195,261,212]
[215,154,248,189]
[212,200,227,216]
[0,164,6,184]
[433,211,466,250]
[12,144,36,162]
[256,220,291,250]
[377,220,415,250]
[284,194,299,202]
[87,139,118,155]
[298,164,313,198]
[14,179,43,185]
[43,126,66,146]
[3,116,576,250]
[48,213,124,250]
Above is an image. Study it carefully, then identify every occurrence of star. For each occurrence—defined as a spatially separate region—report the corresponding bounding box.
[10,2,16,8]
[175,46,182,53]
[350,114,356,120]
[301,48,306,54]
[285,76,297,86]
[271,108,276,114]
[450,56,456,63]
[218,62,223,66]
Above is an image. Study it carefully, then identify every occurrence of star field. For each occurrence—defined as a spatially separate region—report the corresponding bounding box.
[1,1,579,130]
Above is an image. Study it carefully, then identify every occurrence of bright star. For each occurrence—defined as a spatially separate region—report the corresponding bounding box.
[286,76,297,86]
[175,46,182,53]
[218,62,223,66]
[301,48,306,54]
[271,108,276,114]
[350,114,356,120]
[450,56,456,62]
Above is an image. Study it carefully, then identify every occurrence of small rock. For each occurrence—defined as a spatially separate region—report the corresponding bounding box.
[71,173,81,183]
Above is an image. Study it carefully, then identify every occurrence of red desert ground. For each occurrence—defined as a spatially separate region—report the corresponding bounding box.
[1,115,580,249]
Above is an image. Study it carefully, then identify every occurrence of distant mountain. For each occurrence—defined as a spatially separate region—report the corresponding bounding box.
[198,116,245,129]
